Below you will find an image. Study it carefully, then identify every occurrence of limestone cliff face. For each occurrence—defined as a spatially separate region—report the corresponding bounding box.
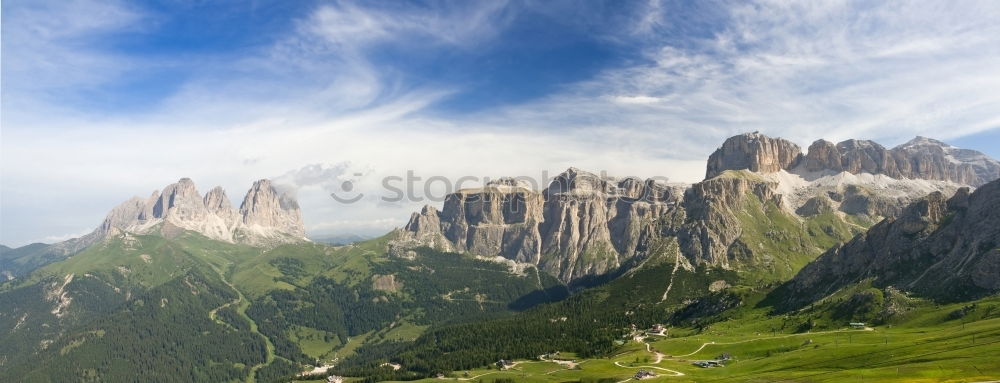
[712,133,998,187]
[406,178,544,263]
[539,169,680,281]
[779,179,1000,307]
[803,139,842,172]
[399,171,684,282]
[800,136,997,186]
[93,178,305,247]
[706,132,802,179]
[833,139,902,177]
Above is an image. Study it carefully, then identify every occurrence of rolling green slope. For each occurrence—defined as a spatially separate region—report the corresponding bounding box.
[0,230,567,383]
[235,240,569,379]
[372,306,1000,383]
[333,273,1000,383]
[0,232,268,382]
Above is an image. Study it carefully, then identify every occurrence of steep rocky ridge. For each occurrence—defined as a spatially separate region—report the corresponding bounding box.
[671,171,785,270]
[94,178,305,248]
[399,172,685,282]
[710,133,999,186]
[776,178,1000,308]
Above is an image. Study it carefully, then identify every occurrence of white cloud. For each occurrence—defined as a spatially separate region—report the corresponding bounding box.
[612,95,662,105]
[42,230,94,244]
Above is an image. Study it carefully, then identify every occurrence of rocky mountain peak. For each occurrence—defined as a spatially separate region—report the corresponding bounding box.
[155,178,211,223]
[705,132,803,179]
[899,136,948,148]
[546,167,616,196]
[87,178,305,248]
[803,139,842,172]
[203,186,238,227]
[239,179,305,240]
[893,136,1000,185]
[203,186,233,213]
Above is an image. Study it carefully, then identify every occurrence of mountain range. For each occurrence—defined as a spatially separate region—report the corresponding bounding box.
[397,133,991,285]
[1,132,998,382]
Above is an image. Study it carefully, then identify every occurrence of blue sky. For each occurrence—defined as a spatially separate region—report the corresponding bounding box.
[2,0,1000,246]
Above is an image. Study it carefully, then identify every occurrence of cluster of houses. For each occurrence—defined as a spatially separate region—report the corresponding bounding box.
[693,353,730,368]
[693,360,724,368]
[627,323,668,336]
[325,375,343,383]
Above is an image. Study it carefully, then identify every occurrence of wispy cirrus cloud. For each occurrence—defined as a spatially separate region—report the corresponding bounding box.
[1,0,145,126]
[475,0,1000,153]
[304,1,513,49]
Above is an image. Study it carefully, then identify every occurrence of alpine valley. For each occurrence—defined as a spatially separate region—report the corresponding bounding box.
[3,133,1000,383]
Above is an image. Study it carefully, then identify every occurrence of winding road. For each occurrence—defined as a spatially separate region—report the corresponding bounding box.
[209,263,277,383]
[610,335,685,377]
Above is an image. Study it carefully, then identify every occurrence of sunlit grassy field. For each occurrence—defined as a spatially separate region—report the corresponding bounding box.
[361,297,1000,383]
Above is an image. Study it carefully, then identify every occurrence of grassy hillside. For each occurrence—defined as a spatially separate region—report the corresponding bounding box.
[369,311,999,383]
[729,191,861,283]
[0,231,567,383]
[0,232,269,382]
[334,285,1000,383]
[321,232,1000,382]
[238,240,569,377]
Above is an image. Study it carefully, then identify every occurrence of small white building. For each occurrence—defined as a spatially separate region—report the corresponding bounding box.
[635,369,657,379]
[648,324,666,335]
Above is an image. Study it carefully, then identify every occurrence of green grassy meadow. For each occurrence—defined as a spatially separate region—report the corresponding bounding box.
[347,296,1000,383]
